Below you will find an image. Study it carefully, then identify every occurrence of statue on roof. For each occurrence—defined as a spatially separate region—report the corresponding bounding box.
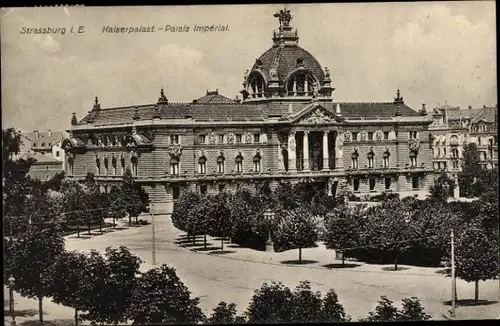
[273,7,292,27]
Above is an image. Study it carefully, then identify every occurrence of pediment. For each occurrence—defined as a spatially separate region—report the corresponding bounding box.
[292,104,344,125]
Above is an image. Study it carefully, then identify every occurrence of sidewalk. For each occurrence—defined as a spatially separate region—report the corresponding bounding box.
[443,302,500,320]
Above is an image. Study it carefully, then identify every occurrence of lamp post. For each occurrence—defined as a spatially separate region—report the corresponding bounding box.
[263,208,275,252]
[8,276,16,326]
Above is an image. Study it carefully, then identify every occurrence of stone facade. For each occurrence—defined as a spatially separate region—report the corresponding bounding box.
[63,9,435,212]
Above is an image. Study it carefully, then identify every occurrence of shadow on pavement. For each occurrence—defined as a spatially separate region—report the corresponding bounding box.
[66,235,92,239]
[208,250,237,255]
[435,269,448,275]
[442,299,499,307]
[381,266,410,271]
[281,260,319,265]
[190,246,219,252]
[112,227,129,231]
[181,242,208,248]
[322,263,361,269]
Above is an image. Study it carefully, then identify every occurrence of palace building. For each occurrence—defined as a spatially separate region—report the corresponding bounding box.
[63,9,435,213]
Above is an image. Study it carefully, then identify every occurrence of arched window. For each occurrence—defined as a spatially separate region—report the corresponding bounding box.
[198,156,207,174]
[131,156,138,176]
[67,156,74,175]
[120,155,125,175]
[235,155,243,173]
[286,71,317,96]
[367,151,375,168]
[217,155,225,174]
[409,150,418,168]
[96,157,101,175]
[170,157,179,175]
[253,154,261,172]
[247,73,266,98]
[351,151,359,169]
[112,156,117,175]
[383,151,390,168]
[104,157,109,175]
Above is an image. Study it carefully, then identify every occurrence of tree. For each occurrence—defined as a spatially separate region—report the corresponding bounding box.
[323,204,363,265]
[82,173,104,234]
[187,194,212,247]
[273,207,319,263]
[429,172,455,203]
[79,247,142,325]
[290,281,322,322]
[458,142,483,197]
[47,251,89,326]
[206,302,239,324]
[59,180,88,236]
[359,198,413,270]
[171,190,200,238]
[4,227,65,324]
[107,186,127,228]
[448,226,499,303]
[43,171,65,192]
[127,264,205,325]
[362,296,431,321]
[321,289,351,322]
[207,192,233,251]
[121,168,150,226]
[245,281,294,323]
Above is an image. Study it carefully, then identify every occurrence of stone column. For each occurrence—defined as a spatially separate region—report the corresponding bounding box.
[453,174,460,199]
[335,132,344,169]
[304,78,308,96]
[322,131,330,170]
[288,132,297,171]
[303,131,310,171]
[293,79,297,95]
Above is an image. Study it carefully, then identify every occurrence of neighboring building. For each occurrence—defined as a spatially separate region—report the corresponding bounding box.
[17,130,68,165]
[62,9,434,213]
[18,152,64,181]
[429,102,498,196]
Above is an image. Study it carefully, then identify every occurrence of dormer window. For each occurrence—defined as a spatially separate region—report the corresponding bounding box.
[247,72,266,98]
[286,71,317,97]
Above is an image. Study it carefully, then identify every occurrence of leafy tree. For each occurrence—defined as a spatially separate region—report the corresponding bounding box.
[207,192,234,251]
[321,289,351,322]
[324,204,363,265]
[4,227,65,324]
[229,189,267,249]
[271,181,297,211]
[429,172,455,203]
[59,180,88,236]
[290,281,322,322]
[79,247,142,325]
[121,168,150,226]
[81,173,104,234]
[245,281,294,323]
[206,302,239,324]
[127,264,205,325]
[47,251,88,326]
[362,296,431,321]
[397,297,432,321]
[171,190,199,237]
[273,207,319,263]
[107,186,127,228]
[447,226,499,302]
[458,142,483,197]
[43,171,65,192]
[359,198,413,270]
[187,194,212,247]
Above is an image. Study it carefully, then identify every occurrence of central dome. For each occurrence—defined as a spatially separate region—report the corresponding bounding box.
[241,7,333,101]
[252,46,325,85]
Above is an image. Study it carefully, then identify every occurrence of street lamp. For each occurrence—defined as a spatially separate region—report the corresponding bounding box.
[263,208,275,252]
[8,276,16,326]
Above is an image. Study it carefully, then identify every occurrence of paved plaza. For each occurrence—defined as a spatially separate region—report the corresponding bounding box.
[5,214,500,324]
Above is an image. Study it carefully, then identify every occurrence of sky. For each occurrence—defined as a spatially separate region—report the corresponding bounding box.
[1,2,497,132]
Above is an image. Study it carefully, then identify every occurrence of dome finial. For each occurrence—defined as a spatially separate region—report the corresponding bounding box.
[273,5,292,27]
[93,96,101,110]
[158,87,168,103]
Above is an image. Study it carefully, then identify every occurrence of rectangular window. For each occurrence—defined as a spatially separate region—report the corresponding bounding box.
[170,135,180,145]
[200,184,207,195]
[385,177,391,190]
[56,151,60,157]
[369,178,375,191]
[172,184,180,200]
[253,134,261,143]
[352,132,358,141]
[368,132,374,140]
[218,134,224,143]
[353,178,360,192]
[383,131,389,140]
[409,131,418,139]
[236,134,242,143]
[198,134,206,144]
[412,176,419,189]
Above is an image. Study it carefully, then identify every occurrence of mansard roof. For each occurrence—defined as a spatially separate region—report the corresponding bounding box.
[77,100,419,125]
